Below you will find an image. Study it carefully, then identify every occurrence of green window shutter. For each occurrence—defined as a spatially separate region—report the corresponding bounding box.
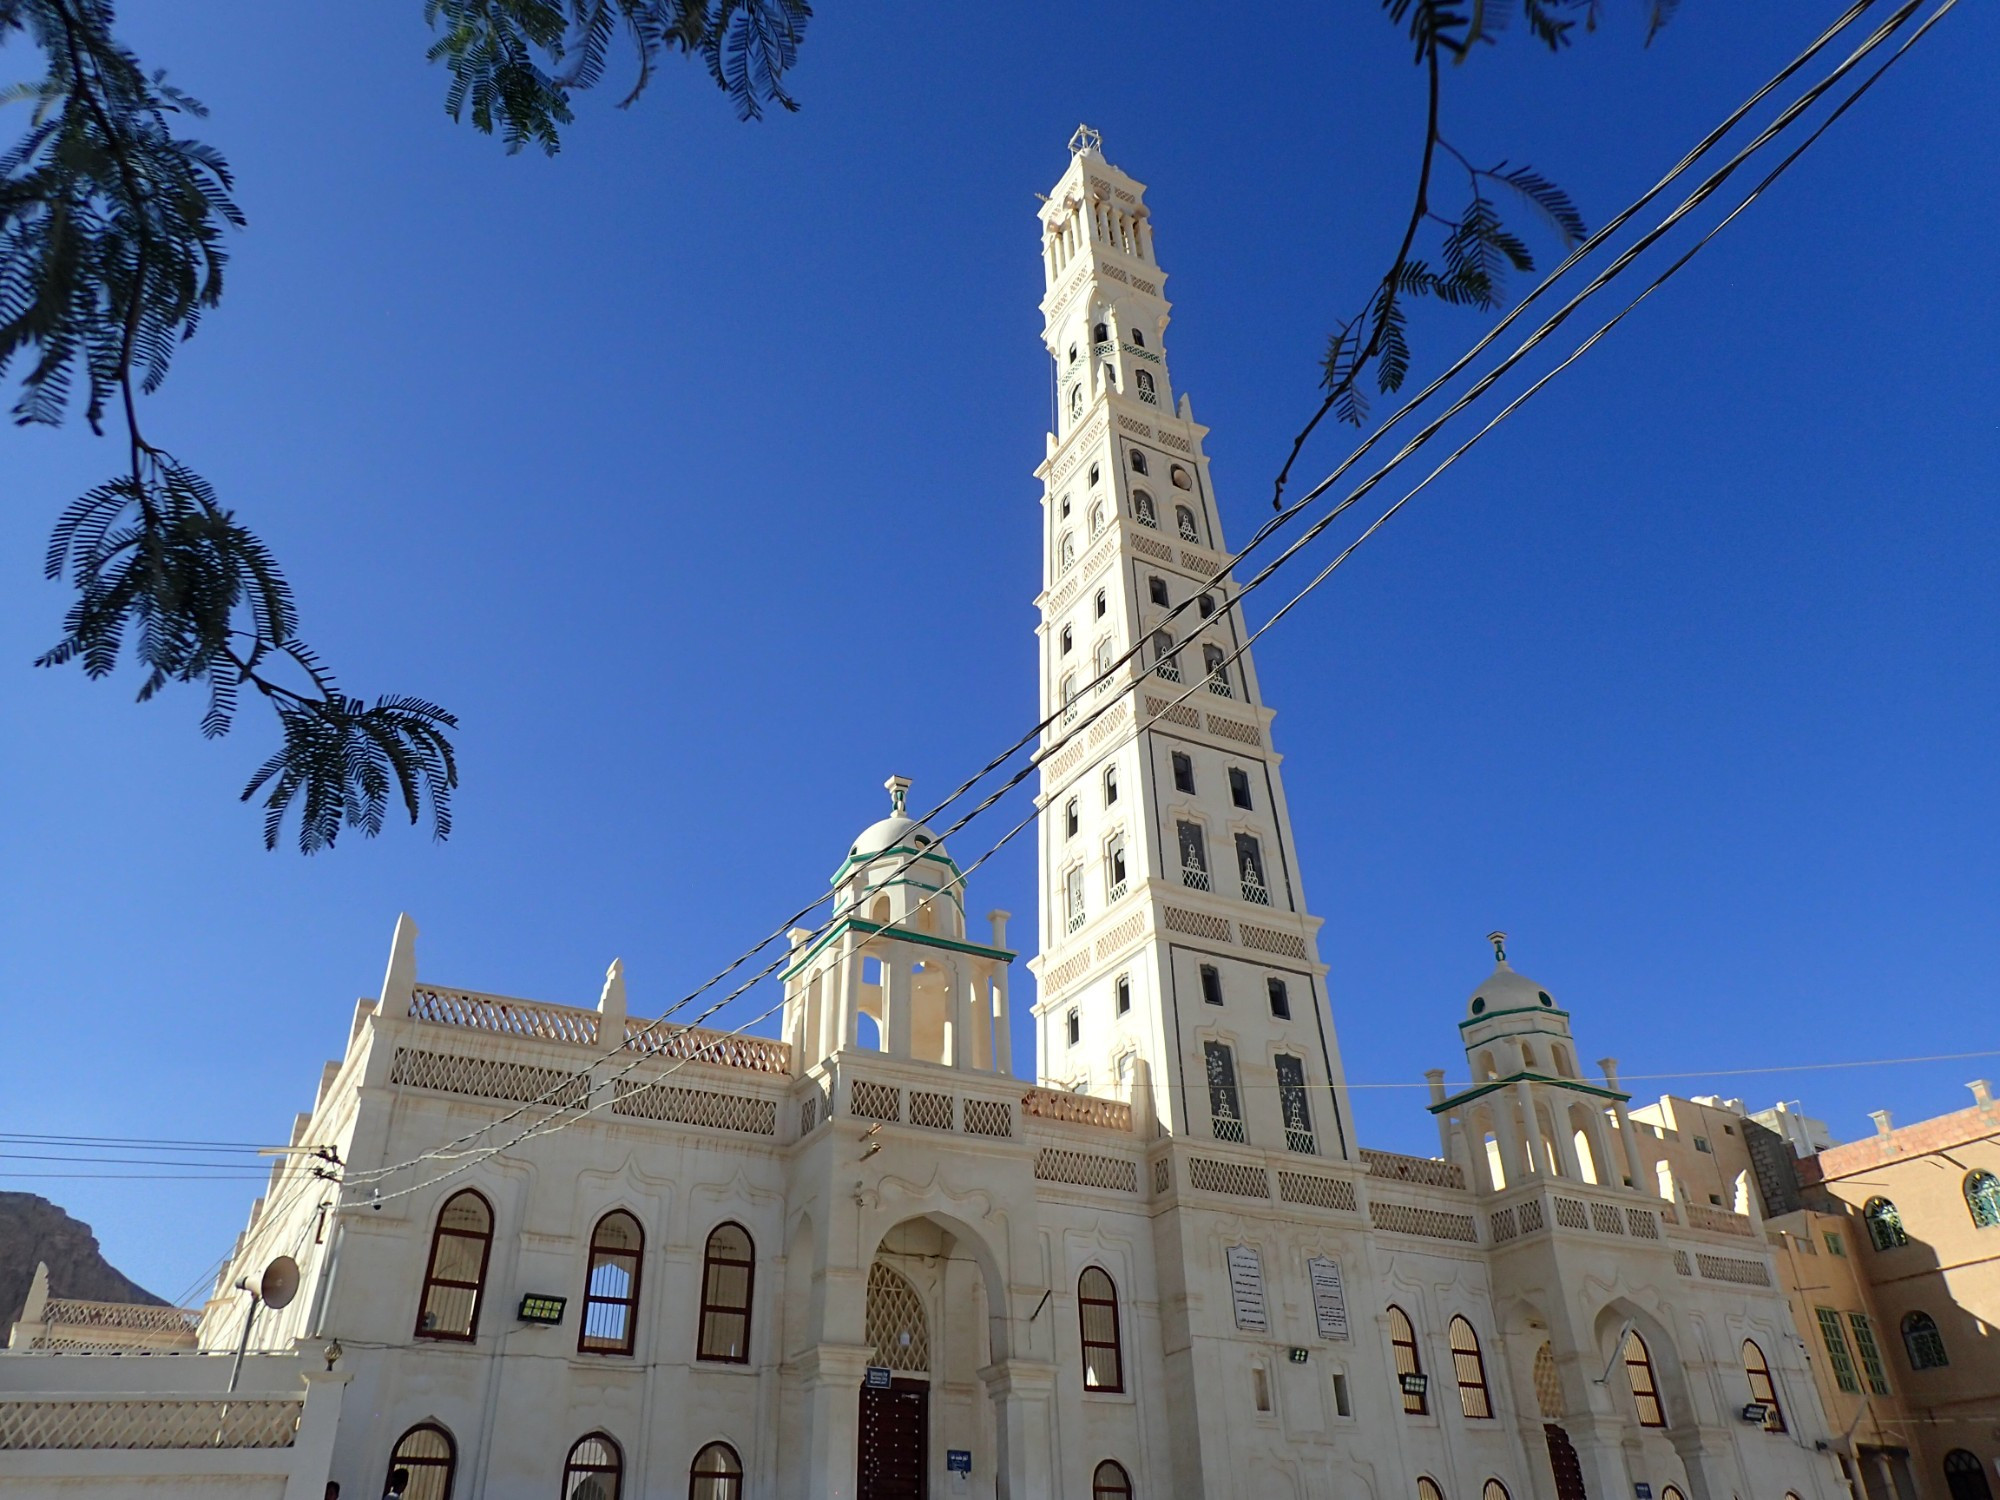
[1848,1312,1891,1396]
[1816,1307,1861,1394]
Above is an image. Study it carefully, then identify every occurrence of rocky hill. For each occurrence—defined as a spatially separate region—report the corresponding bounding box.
[0,1192,167,1327]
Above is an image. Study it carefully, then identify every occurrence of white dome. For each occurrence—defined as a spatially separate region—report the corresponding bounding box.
[1466,960,1558,1020]
[848,815,940,861]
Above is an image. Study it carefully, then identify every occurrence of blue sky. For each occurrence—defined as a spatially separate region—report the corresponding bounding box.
[2,3,1994,1302]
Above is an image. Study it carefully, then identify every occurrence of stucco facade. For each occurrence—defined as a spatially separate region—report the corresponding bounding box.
[0,134,1865,1500]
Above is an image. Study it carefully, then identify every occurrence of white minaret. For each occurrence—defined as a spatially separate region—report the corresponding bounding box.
[1028,128,1350,1160]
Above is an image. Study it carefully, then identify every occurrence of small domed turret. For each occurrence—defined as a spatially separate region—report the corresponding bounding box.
[1466,931,1559,1020]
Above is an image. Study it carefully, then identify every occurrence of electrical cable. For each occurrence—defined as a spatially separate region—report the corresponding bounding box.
[340,0,1952,1196]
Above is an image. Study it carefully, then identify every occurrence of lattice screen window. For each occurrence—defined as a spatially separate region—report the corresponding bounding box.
[865,1263,930,1373]
[1533,1341,1563,1418]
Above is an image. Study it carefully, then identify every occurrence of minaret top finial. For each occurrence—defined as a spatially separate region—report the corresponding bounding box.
[1487,930,1508,964]
[1067,123,1102,158]
[885,775,912,817]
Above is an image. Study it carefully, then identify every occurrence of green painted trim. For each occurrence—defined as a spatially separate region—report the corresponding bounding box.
[1429,1072,1630,1114]
[782,917,1013,981]
[828,843,962,889]
[1458,1003,1571,1031]
[857,877,965,914]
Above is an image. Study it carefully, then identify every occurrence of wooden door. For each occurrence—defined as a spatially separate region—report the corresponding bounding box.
[1544,1422,1589,1500]
[858,1377,929,1500]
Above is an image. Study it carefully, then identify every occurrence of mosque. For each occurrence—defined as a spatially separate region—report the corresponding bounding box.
[0,132,1853,1500]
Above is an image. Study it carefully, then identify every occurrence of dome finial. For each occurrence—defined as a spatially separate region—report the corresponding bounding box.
[1487,930,1508,964]
[1068,123,1102,158]
[884,774,912,818]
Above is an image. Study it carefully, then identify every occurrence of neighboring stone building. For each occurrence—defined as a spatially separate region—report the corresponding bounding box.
[0,132,1899,1500]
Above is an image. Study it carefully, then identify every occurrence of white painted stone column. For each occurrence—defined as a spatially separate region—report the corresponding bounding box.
[940,956,966,1067]
[281,1365,352,1500]
[800,1342,874,1500]
[979,1359,1057,1500]
[987,911,1013,1075]
[885,953,913,1059]
[1601,1058,1648,1187]
[1515,1081,1546,1178]
[838,939,864,1052]
[1552,1101,1584,1179]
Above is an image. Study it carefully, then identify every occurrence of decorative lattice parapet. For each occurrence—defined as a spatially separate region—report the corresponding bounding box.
[623,1018,791,1075]
[610,1080,777,1136]
[409,986,599,1045]
[1276,1170,1358,1213]
[390,1048,590,1109]
[1368,1200,1479,1244]
[41,1301,200,1336]
[0,1398,301,1450]
[1034,1147,1139,1193]
[1680,1203,1755,1237]
[1021,1088,1131,1133]
[1360,1148,1466,1191]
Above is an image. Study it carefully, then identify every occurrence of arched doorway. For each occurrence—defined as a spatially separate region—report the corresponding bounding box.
[859,1261,930,1500]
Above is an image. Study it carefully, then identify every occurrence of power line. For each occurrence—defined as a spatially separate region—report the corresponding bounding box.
[340,0,1954,1200]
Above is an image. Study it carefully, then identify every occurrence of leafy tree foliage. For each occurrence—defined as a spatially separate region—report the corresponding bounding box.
[1272,0,1670,504]
[0,0,812,849]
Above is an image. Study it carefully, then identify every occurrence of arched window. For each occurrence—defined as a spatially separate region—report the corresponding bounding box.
[1661,1489,1687,1500]
[1060,673,1078,719]
[1176,505,1200,543]
[1449,1316,1493,1418]
[1170,463,1192,490]
[1741,1339,1786,1431]
[1068,385,1083,418]
[1132,330,1145,348]
[1864,1196,1910,1250]
[1388,1304,1427,1414]
[1093,322,1109,344]
[1094,587,1107,618]
[1483,1483,1510,1500]
[1202,644,1230,697]
[1417,1478,1446,1500]
[1945,1449,1995,1500]
[1058,532,1076,573]
[1089,501,1106,538]
[688,1442,742,1500]
[415,1190,492,1341]
[1135,369,1156,401]
[1132,488,1156,526]
[1094,637,1116,683]
[562,1433,622,1500]
[1093,1460,1133,1500]
[1965,1170,2000,1229]
[1089,461,1101,485]
[1079,1267,1124,1391]
[1059,624,1074,655]
[697,1223,754,1363]
[1129,449,1148,476]
[580,1211,643,1355]
[1902,1311,1949,1370]
[1151,631,1179,682]
[386,1422,456,1500]
[1532,1340,1562,1418]
[1623,1332,1666,1427]
[1104,764,1119,805]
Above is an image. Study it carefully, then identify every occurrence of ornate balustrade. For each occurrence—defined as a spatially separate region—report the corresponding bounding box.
[623,1019,792,1076]
[41,1301,199,1336]
[409,986,600,1045]
[1680,1202,1756,1238]
[1022,1087,1132,1133]
[1360,1148,1466,1192]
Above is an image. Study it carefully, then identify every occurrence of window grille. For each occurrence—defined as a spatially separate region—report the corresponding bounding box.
[1178,821,1210,891]
[1276,1054,1315,1154]
[1623,1333,1666,1426]
[1204,1040,1244,1144]
[1237,834,1269,905]
[1850,1312,1891,1395]
[696,1223,754,1363]
[1742,1340,1786,1431]
[579,1212,643,1356]
[1389,1305,1427,1414]
[1966,1170,2000,1228]
[1864,1197,1911,1250]
[1451,1317,1494,1418]
[562,1433,622,1500]
[386,1422,457,1500]
[865,1262,929,1372]
[1079,1268,1125,1391]
[415,1191,492,1342]
[1903,1311,1948,1370]
[1815,1307,1861,1393]
[688,1442,742,1500]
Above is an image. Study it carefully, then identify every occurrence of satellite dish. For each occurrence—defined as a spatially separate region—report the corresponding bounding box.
[259,1255,301,1311]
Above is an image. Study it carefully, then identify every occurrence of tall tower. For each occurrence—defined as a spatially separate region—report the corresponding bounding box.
[1028,128,1350,1162]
